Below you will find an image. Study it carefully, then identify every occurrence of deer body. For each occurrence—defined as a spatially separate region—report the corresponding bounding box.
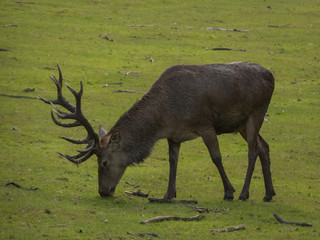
[41,62,276,202]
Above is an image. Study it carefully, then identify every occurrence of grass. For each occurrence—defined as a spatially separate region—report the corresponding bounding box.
[1,0,319,239]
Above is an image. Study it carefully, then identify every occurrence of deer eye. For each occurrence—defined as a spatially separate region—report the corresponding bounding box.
[102,161,108,167]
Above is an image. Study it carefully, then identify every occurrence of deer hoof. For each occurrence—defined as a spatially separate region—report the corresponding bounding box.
[263,191,275,202]
[223,196,234,201]
[238,192,249,201]
[163,191,176,200]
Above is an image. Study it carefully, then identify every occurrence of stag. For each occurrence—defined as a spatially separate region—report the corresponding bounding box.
[40,62,276,201]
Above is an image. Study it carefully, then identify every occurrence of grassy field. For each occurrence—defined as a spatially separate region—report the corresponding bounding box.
[1,0,319,239]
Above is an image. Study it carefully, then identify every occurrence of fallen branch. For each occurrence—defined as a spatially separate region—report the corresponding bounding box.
[4,24,18,28]
[4,181,39,191]
[0,93,38,99]
[273,213,312,227]
[268,24,291,28]
[148,198,198,204]
[113,90,145,94]
[125,190,148,198]
[187,204,229,213]
[98,34,113,42]
[124,181,140,188]
[211,224,246,234]
[23,88,35,92]
[127,232,162,238]
[128,24,158,27]
[205,27,249,32]
[16,2,35,4]
[140,214,205,224]
[206,47,246,52]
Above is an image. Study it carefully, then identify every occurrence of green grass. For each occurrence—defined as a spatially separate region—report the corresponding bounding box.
[1,0,319,239]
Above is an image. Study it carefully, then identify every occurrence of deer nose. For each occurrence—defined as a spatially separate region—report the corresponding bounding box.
[99,187,115,197]
[99,191,109,197]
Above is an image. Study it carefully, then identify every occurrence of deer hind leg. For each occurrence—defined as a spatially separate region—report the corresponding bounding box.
[164,139,181,200]
[200,128,235,201]
[258,135,276,202]
[238,115,261,201]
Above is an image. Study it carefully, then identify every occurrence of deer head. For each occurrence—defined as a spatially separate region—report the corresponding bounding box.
[39,65,128,196]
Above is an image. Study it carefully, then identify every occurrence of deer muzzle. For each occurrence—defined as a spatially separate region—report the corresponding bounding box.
[99,187,116,197]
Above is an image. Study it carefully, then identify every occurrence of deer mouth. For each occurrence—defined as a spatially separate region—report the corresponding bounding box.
[99,187,116,197]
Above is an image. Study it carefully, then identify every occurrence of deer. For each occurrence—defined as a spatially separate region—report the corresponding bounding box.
[40,62,276,202]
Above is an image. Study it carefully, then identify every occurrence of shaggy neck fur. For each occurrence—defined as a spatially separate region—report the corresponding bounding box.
[112,94,163,166]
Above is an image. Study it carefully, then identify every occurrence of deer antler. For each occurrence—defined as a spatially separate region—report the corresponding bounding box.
[39,65,99,164]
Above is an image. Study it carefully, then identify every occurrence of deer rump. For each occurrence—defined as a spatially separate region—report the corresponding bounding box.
[41,62,276,202]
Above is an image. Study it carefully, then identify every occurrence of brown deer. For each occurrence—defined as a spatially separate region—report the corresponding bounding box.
[40,62,276,201]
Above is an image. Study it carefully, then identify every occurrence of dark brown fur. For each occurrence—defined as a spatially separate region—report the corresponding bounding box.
[99,62,276,201]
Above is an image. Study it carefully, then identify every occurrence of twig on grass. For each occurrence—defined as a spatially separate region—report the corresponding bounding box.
[125,190,148,198]
[148,198,198,204]
[140,214,205,224]
[98,34,113,42]
[127,232,162,238]
[16,2,35,4]
[4,181,39,191]
[128,24,159,27]
[206,47,246,52]
[211,224,246,234]
[205,27,249,32]
[113,90,145,94]
[0,93,38,99]
[4,24,18,28]
[273,213,312,227]
[268,24,291,28]
[186,204,229,213]
[124,181,140,188]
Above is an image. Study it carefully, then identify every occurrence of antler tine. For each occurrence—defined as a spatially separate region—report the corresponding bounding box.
[59,136,91,144]
[41,65,99,165]
[57,64,63,87]
[40,65,76,113]
[57,150,95,165]
[50,110,81,128]
[77,141,96,153]
[50,102,67,115]
[65,82,80,98]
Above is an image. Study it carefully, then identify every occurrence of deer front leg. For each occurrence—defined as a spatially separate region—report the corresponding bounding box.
[164,139,181,200]
[200,129,235,201]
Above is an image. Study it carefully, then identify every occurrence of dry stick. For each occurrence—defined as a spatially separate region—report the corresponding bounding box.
[113,90,145,94]
[140,214,205,224]
[268,24,291,28]
[98,34,113,42]
[186,204,229,213]
[273,214,312,227]
[124,181,140,188]
[211,224,246,234]
[127,232,162,238]
[125,190,148,198]
[206,47,246,52]
[4,181,39,191]
[128,24,159,27]
[0,93,38,99]
[148,198,198,204]
[205,27,249,32]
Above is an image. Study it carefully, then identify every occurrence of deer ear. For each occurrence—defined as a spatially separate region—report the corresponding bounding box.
[99,125,108,138]
[100,135,110,148]
[110,131,120,143]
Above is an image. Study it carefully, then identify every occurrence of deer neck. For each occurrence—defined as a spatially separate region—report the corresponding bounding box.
[113,97,162,165]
